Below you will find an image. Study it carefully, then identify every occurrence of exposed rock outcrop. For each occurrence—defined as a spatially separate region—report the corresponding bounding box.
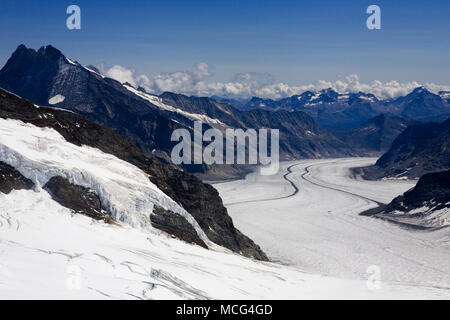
[0,161,34,194]
[361,170,450,229]
[356,118,450,179]
[151,206,208,249]
[44,176,112,222]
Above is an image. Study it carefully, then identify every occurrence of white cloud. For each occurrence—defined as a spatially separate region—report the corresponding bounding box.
[100,64,450,100]
[99,64,150,89]
[150,62,214,93]
[103,65,135,86]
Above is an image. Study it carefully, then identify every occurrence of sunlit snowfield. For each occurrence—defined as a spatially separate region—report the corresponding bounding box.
[0,123,449,301]
[214,158,450,292]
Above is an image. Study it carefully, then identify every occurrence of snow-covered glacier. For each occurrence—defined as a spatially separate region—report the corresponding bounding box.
[0,119,448,299]
[214,159,450,293]
[1,188,448,299]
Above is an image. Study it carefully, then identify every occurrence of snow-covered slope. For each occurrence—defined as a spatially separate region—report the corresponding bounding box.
[0,118,209,245]
[1,188,448,299]
[123,84,227,127]
[386,205,449,227]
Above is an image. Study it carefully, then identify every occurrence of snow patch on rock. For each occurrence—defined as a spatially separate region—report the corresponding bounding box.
[48,94,65,105]
[124,84,227,127]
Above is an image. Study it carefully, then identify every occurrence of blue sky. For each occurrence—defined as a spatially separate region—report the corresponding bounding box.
[0,0,449,97]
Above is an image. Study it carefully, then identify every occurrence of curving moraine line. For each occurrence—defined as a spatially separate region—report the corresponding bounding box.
[300,164,385,206]
[224,163,301,206]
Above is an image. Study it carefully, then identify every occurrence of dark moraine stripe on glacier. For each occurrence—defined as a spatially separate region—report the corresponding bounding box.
[0,161,34,194]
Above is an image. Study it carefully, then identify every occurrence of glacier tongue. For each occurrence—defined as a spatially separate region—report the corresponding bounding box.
[0,118,210,245]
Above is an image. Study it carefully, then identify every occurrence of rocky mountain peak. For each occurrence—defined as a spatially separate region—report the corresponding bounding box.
[36,45,64,58]
[411,86,429,94]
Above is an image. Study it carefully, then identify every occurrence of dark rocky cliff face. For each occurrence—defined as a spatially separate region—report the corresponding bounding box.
[0,161,34,194]
[151,206,208,249]
[0,88,268,261]
[333,114,416,155]
[388,170,450,212]
[357,118,450,180]
[0,45,61,104]
[361,170,450,229]
[0,45,190,160]
[44,176,112,222]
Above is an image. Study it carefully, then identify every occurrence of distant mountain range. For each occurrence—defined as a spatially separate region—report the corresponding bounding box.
[1,44,450,180]
[155,90,352,159]
[357,118,450,180]
[235,87,450,130]
[0,45,354,179]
